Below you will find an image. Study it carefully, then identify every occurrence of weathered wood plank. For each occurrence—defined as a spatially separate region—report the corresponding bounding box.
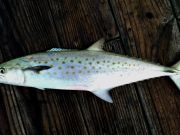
[0,0,90,134]
[47,0,119,47]
[168,0,180,39]
[169,0,180,22]
[0,87,11,135]
[0,0,151,134]
[47,0,149,134]
[110,0,180,134]
[0,1,35,134]
[0,0,179,134]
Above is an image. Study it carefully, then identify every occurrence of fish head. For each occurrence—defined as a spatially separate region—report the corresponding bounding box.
[0,58,28,85]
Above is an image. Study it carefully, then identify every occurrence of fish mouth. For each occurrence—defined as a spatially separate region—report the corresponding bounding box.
[0,74,5,79]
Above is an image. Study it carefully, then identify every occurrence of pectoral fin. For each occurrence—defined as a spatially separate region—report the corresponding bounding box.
[92,89,113,103]
[23,66,51,73]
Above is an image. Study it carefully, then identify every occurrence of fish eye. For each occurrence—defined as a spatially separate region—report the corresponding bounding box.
[0,68,5,74]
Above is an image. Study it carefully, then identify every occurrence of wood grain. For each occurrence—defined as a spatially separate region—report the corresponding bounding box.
[170,0,180,34]
[0,0,179,134]
[110,0,180,134]
[169,0,180,23]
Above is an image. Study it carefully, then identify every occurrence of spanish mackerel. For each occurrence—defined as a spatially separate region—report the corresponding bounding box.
[0,39,179,103]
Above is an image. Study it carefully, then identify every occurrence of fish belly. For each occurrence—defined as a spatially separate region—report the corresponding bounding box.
[88,70,170,91]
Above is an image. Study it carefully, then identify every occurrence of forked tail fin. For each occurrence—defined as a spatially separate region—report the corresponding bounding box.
[170,61,180,89]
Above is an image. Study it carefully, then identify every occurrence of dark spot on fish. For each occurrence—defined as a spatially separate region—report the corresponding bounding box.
[66,71,69,74]
[51,58,54,61]
[47,72,51,75]
[71,66,74,69]
[84,66,87,69]
[56,58,59,60]
[38,61,41,64]
[87,70,90,73]
[44,61,48,64]
[103,60,105,63]
[62,61,65,64]
[89,62,92,65]
[78,61,82,64]
[112,62,115,65]
[97,61,100,64]
[58,66,62,69]
[78,70,82,73]
[85,58,88,61]
[50,65,53,67]
[70,60,74,62]
[54,72,57,75]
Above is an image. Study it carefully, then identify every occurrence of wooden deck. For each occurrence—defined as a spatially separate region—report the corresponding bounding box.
[0,0,180,134]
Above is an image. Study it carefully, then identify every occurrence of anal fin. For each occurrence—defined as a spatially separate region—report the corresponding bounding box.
[92,89,113,103]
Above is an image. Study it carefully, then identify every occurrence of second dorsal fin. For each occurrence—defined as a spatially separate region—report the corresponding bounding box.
[87,38,105,51]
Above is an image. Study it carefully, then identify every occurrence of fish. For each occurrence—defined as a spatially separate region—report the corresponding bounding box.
[0,39,179,103]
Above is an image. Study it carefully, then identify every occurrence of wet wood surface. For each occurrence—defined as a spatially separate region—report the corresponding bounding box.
[0,0,179,134]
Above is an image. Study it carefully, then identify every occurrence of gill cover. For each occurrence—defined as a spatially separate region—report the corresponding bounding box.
[6,69,25,85]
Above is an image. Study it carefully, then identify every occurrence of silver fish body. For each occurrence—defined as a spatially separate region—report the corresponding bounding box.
[22,51,171,90]
[0,39,179,102]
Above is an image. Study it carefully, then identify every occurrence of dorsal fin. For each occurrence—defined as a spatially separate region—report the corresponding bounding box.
[47,48,70,52]
[87,38,105,51]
